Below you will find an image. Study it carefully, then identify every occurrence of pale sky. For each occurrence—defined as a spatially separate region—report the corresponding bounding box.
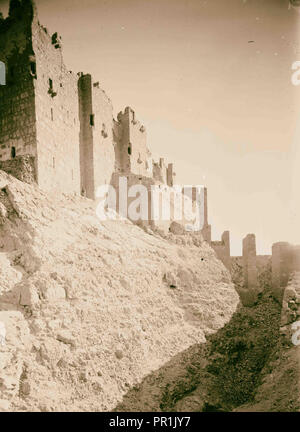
[1,0,299,255]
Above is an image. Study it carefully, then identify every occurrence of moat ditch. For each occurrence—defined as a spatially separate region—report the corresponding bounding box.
[115,289,299,412]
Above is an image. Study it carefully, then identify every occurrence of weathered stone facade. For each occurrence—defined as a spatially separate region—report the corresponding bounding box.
[272,242,300,301]
[0,0,80,194]
[242,234,259,293]
[78,74,115,199]
[115,107,151,178]
[0,0,176,199]
[32,21,81,194]
[0,0,37,164]
[0,0,217,247]
[230,233,300,306]
[211,230,230,269]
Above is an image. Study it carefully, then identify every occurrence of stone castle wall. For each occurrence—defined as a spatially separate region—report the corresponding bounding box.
[110,173,209,235]
[0,0,178,216]
[0,2,37,164]
[211,231,230,269]
[153,159,167,183]
[272,242,300,302]
[230,234,273,306]
[167,163,174,187]
[32,20,80,194]
[231,234,300,306]
[78,75,116,199]
[117,107,152,178]
[78,74,94,198]
[90,82,115,195]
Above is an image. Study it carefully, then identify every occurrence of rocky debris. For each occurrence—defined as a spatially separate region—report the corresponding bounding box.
[116,291,283,412]
[115,350,124,360]
[56,330,76,347]
[19,282,40,307]
[169,221,185,235]
[0,202,7,224]
[0,311,32,405]
[163,271,178,288]
[0,399,10,411]
[39,338,69,368]
[0,170,239,411]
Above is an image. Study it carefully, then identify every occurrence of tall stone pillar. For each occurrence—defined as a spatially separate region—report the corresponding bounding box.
[222,230,231,269]
[201,187,211,243]
[167,163,174,187]
[241,234,259,306]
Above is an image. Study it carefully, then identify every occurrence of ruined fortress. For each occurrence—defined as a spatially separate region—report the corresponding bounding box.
[0,0,222,247]
[2,0,299,295]
[0,0,175,196]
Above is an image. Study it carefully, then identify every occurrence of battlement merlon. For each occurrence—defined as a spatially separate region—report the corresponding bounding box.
[117,107,146,134]
[78,73,113,109]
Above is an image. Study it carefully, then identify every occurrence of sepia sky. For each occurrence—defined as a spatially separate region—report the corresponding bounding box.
[1,0,299,255]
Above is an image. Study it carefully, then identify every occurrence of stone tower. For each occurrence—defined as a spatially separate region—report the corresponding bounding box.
[0,0,38,171]
[0,0,81,193]
[78,74,115,199]
[116,107,152,178]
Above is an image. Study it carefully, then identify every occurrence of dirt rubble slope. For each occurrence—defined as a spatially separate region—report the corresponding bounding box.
[115,275,300,413]
[0,170,239,412]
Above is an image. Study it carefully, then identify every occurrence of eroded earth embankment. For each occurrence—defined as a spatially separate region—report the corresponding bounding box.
[116,276,300,412]
[0,170,239,412]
